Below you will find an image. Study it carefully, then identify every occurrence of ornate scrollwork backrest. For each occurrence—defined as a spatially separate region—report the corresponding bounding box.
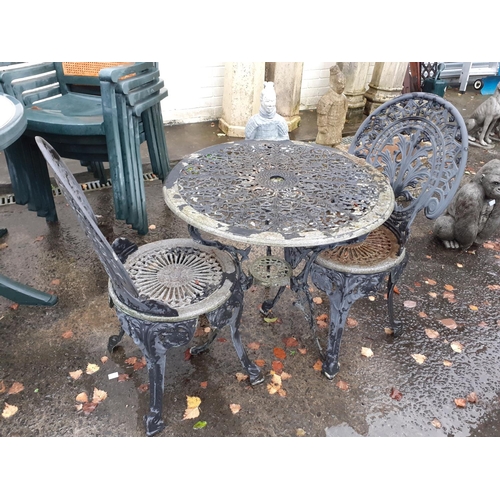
[35,137,141,307]
[348,92,468,244]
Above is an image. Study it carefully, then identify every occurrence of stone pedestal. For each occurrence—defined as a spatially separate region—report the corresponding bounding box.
[338,62,370,122]
[219,62,266,137]
[265,62,304,131]
[364,62,409,115]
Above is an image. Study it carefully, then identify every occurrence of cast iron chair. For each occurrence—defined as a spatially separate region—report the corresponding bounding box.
[36,136,263,437]
[0,62,170,234]
[309,92,468,379]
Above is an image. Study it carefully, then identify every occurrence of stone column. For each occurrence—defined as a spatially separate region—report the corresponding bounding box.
[265,62,303,131]
[219,62,266,138]
[364,62,409,115]
[337,62,370,122]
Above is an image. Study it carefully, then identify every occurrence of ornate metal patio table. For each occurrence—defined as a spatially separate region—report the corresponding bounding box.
[163,139,394,318]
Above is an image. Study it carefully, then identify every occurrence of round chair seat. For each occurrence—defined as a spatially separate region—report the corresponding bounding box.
[249,255,292,287]
[315,225,406,274]
[108,239,236,322]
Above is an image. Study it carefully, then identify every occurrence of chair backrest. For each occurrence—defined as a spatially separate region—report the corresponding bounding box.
[348,92,468,246]
[55,62,134,94]
[35,136,178,317]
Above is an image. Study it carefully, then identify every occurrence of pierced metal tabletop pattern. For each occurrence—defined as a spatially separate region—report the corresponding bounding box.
[126,246,224,309]
[164,140,394,247]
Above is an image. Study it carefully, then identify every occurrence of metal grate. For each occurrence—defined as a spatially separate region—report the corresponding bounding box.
[0,172,158,206]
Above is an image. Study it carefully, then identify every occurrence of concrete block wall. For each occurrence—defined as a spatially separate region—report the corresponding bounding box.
[158,61,377,124]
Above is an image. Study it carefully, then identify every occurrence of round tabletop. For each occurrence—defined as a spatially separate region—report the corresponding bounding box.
[164,140,395,247]
[0,93,26,150]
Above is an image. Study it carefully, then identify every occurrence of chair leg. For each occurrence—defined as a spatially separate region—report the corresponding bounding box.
[4,136,58,222]
[311,266,384,379]
[115,310,197,437]
[206,285,264,386]
[387,254,409,337]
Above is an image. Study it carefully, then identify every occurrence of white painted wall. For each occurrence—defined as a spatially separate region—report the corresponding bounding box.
[158,61,377,124]
[158,61,225,125]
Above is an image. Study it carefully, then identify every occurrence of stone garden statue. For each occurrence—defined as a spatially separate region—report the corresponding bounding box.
[245,81,289,141]
[433,159,500,249]
[316,64,348,147]
[465,82,500,148]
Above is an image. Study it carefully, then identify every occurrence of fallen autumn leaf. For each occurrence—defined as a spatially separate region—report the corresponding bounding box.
[229,404,241,414]
[411,354,427,364]
[361,347,374,358]
[2,403,18,419]
[7,382,24,395]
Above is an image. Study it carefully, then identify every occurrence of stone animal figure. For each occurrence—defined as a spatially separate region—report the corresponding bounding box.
[433,159,500,249]
[465,82,500,146]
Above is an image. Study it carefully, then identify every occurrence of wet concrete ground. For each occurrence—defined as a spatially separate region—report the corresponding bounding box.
[1,87,500,442]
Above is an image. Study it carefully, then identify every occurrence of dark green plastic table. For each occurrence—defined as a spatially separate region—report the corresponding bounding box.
[0,93,57,306]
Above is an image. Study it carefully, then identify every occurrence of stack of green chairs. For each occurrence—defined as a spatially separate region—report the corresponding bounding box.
[0,62,171,234]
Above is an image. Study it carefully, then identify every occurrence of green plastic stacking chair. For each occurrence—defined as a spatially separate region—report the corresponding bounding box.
[0,62,171,234]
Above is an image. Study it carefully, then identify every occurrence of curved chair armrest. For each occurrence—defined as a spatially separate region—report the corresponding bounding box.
[99,62,154,83]
[0,62,56,97]
[132,88,168,117]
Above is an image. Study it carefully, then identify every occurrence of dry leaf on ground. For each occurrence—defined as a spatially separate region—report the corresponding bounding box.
[296,428,307,437]
[2,403,18,419]
[411,354,427,364]
[425,279,437,285]
[125,357,137,365]
[450,341,464,353]
[272,360,283,373]
[76,392,89,403]
[440,318,458,329]
[312,297,323,304]
[273,347,286,360]
[283,337,298,347]
[86,363,100,375]
[61,330,73,339]
[443,360,453,367]
[235,372,249,382]
[346,317,358,328]
[467,392,478,403]
[92,388,107,403]
[8,382,24,395]
[425,328,440,339]
[247,342,260,350]
[69,370,83,380]
[469,305,478,311]
[267,373,282,395]
[0,380,5,394]
[200,381,208,389]
[390,388,403,401]
[313,360,323,371]
[361,347,374,358]
[431,418,442,428]
[404,300,417,308]
[454,398,467,408]
[336,380,349,391]
[281,372,292,381]
[444,284,455,291]
[418,311,428,318]
[255,359,266,367]
[229,404,241,414]
[183,396,201,420]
